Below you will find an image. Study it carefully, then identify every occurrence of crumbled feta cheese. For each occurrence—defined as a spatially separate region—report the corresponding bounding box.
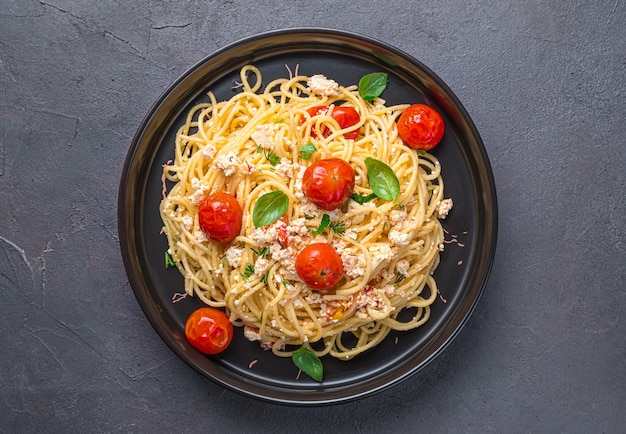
[225,246,244,268]
[389,209,408,226]
[294,165,307,201]
[307,74,340,96]
[274,157,294,179]
[396,259,410,277]
[369,244,396,269]
[437,198,453,219]
[243,326,262,342]
[201,144,216,160]
[181,215,193,230]
[388,229,410,247]
[254,258,270,276]
[188,189,206,206]
[341,248,367,278]
[251,124,277,148]
[212,151,240,176]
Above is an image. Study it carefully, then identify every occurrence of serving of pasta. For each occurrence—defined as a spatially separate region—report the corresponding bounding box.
[159,64,453,362]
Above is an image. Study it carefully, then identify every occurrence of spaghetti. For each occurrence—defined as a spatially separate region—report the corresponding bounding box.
[160,65,452,360]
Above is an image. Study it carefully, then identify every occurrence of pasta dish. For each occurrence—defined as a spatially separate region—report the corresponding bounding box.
[160,65,453,361]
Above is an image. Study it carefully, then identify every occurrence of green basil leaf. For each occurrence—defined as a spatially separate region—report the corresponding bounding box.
[292,348,323,382]
[350,192,378,205]
[358,72,388,101]
[364,157,400,201]
[253,190,289,227]
[298,142,317,160]
[310,214,330,235]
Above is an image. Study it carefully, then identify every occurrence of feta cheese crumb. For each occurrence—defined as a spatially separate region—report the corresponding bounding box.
[396,259,410,277]
[388,229,410,247]
[251,124,277,148]
[307,74,340,96]
[243,326,262,342]
[274,157,294,179]
[181,216,193,230]
[437,198,454,219]
[369,244,396,269]
[213,151,240,176]
[225,246,245,268]
[254,258,270,276]
[201,145,217,160]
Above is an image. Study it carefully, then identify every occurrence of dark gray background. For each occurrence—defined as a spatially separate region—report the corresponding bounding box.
[1,0,624,432]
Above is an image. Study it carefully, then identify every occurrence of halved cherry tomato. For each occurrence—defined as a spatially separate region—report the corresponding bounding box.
[295,243,343,291]
[185,307,234,355]
[397,104,445,150]
[198,192,242,243]
[303,105,361,140]
[302,158,355,211]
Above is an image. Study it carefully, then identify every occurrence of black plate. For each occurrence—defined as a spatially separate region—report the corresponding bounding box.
[118,28,497,405]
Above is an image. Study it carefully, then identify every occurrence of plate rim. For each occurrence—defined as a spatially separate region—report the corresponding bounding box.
[118,27,498,406]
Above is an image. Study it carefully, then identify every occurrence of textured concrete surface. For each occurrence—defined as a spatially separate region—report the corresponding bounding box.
[1,0,625,432]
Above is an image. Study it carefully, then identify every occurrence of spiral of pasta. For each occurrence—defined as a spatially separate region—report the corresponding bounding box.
[160,65,450,360]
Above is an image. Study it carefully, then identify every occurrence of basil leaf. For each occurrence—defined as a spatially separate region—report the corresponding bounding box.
[350,192,378,205]
[310,214,330,235]
[292,348,323,382]
[253,190,289,227]
[298,142,317,160]
[358,72,388,101]
[364,157,400,201]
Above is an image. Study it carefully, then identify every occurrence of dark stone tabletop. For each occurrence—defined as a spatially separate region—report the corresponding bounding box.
[1,1,624,432]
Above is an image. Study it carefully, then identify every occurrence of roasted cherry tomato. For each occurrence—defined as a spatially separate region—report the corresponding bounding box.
[295,243,344,291]
[303,105,361,139]
[302,158,355,211]
[185,307,234,355]
[397,104,445,150]
[198,192,242,243]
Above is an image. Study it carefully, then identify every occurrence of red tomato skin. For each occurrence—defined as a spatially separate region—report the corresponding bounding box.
[304,106,361,139]
[185,307,234,355]
[302,158,355,211]
[198,192,242,243]
[295,243,344,291]
[397,104,445,150]
[329,106,361,140]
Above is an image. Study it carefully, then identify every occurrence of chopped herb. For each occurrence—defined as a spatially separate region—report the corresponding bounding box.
[329,220,346,236]
[275,119,285,123]
[292,347,323,382]
[261,270,270,284]
[310,214,346,236]
[240,264,254,281]
[165,251,176,268]
[251,246,271,259]
[257,146,280,166]
[298,142,317,160]
[350,192,378,205]
[310,214,330,235]
[395,273,406,283]
[358,72,388,100]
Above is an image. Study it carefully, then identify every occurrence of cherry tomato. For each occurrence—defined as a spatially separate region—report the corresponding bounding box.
[303,105,361,139]
[302,158,355,211]
[295,243,344,291]
[397,104,445,150]
[185,307,234,355]
[198,192,242,243]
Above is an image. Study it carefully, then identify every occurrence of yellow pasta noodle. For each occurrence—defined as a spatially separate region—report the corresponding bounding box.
[160,65,451,360]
